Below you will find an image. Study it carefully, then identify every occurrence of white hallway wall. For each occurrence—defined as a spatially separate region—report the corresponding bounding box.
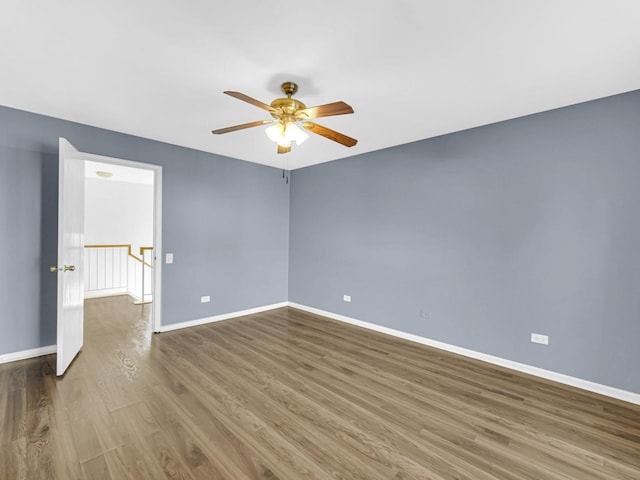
[85,175,153,253]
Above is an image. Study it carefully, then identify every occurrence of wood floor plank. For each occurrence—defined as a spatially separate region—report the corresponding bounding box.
[110,401,161,446]
[24,386,54,480]
[65,403,104,463]
[103,442,176,480]
[80,454,112,479]
[143,431,200,480]
[1,297,639,479]
[0,389,26,446]
[36,355,84,480]
[136,385,238,479]
[0,438,26,480]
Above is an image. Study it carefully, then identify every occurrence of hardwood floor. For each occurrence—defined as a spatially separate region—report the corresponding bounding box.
[1,296,639,479]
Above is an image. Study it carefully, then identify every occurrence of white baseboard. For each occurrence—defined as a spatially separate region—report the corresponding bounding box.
[158,302,289,333]
[288,302,640,406]
[132,299,152,305]
[0,345,57,365]
[84,288,128,299]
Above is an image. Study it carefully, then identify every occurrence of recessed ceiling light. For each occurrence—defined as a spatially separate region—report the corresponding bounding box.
[96,171,113,178]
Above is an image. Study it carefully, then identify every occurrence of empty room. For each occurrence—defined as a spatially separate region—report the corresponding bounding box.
[1,2,639,479]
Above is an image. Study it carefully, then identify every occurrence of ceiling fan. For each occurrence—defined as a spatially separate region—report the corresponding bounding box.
[212,82,357,154]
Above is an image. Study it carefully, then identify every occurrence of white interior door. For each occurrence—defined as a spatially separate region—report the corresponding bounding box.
[55,138,85,375]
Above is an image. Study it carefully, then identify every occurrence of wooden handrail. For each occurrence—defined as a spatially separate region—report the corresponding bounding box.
[85,244,131,249]
[130,253,153,269]
[137,246,154,268]
[84,244,153,268]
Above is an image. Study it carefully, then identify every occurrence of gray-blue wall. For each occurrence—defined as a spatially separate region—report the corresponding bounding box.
[3,89,640,396]
[0,106,289,355]
[289,90,640,394]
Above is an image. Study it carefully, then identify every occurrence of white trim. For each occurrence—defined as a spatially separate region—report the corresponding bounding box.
[288,302,640,406]
[152,167,162,333]
[158,302,289,333]
[84,288,128,299]
[0,345,57,365]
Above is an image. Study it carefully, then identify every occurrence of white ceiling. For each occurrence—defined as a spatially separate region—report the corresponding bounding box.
[85,160,154,185]
[2,1,639,170]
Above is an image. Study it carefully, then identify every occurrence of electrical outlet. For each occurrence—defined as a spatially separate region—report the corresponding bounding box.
[343,295,351,303]
[531,333,549,345]
[166,253,173,264]
[201,295,210,303]
[420,310,431,320]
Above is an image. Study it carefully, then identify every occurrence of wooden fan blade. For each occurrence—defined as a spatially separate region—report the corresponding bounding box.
[295,101,354,119]
[211,119,272,135]
[224,91,275,112]
[303,122,358,147]
[277,144,291,154]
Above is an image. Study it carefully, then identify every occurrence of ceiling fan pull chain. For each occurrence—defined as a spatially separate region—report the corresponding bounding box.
[286,157,289,184]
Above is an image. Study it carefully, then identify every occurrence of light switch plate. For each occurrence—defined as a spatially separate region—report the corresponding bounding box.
[531,333,549,345]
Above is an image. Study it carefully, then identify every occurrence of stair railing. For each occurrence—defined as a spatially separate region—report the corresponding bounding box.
[84,244,153,303]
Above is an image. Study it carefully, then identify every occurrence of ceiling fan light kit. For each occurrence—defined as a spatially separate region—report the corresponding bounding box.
[212,82,357,155]
[265,122,309,148]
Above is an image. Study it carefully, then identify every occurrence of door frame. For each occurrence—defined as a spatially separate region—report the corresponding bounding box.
[67,148,163,332]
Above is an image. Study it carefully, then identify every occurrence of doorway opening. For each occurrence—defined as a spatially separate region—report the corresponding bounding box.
[84,160,155,306]
[80,154,162,333]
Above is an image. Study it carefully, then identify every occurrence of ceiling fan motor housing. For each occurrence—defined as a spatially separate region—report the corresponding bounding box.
[270,97,306,118]
[270,82,306,119]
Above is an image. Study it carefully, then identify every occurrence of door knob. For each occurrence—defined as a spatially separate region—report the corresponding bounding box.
[50,265,76,272]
